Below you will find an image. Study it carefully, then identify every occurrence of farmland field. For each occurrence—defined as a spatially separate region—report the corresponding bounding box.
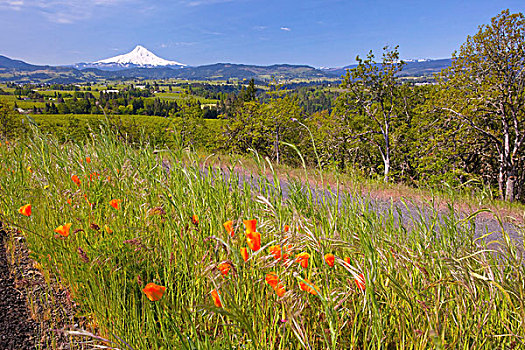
[1,125,524,349]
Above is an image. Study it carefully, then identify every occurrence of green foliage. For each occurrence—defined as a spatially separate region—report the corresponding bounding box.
[0,127,524,349]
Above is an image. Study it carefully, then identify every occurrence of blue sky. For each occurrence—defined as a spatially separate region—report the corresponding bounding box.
[1,0,524,67]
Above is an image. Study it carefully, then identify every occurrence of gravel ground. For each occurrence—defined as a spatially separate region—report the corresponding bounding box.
[0,229,37,350]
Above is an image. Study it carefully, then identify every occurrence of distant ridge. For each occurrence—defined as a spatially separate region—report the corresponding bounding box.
[0,54,453,84]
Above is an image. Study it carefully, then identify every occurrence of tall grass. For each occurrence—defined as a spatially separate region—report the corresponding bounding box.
[0,125,524,349]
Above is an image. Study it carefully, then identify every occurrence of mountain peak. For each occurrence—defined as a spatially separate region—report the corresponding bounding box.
[94,45,186,67]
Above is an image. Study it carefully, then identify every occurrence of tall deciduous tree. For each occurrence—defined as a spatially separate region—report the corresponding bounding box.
[438,10,525,201]
[335,46,409,181]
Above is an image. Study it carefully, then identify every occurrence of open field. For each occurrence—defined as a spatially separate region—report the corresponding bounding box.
[0,126,524,349]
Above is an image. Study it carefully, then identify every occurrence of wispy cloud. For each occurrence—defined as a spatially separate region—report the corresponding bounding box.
[253,25,267,31]
[1,0,135,24]
[280,27,291,32]
[0,0,24,10]
[181,0,234,7]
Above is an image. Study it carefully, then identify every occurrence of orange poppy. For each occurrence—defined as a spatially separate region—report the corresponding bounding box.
[18,204,31,217]
[296,252,310,268]
[217,262,230,276]
[355,273,366,292]
[283,225,289,232]
[223,220,234,237]
[268,245,281,260]
[85,157,91,163]
[191,214,199,225]
[71,175,81,186]
[344,257,351,266]
[67,199,72,205]
[240,247,249,262]
[324,253,335,267]
[265,273,280,288]
[243,219,257,234]
[273,282,286,297]
[104,225,113,234]
[211,289,222,308]
[89,172,100,181]
[109,199,121,210]
[54,223,72,237]
[299,279,319,295]
[142,283,166,301]
[246,231,261,251]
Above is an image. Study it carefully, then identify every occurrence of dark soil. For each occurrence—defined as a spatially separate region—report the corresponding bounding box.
[0,229,37,349]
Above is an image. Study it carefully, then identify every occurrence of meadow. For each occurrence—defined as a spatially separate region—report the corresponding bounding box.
[0,124,524,349]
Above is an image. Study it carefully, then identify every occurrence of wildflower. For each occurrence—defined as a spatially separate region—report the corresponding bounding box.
[284,225,289,232]
[104,225,113,234]
[217,262,230,276]
[223,220,234,237]
[344,257,351,266]
[27,166,32,173]
[266,273,286,297]
[355,273,366,292]
[268,245,282,260]
[265,273,280,288]
[191,214,199,225]
[211,289,222,308]
[18,204,31,217]
[296,252,310,268]
[299,279,319,295]
[246,231,261,251]
[89,172,100,181]
[273,282,286,297]
[243,219,257,234]
[67,199,72,205]
[324,253,335,267]
[71,175,81,186]
[240,247,249,262]
[109,199,121,210]
[54,223,72,237]
[142,283,166,301]
[85,157,91,163]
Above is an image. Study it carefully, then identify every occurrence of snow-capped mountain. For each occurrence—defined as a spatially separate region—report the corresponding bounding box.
[74,45,186,71]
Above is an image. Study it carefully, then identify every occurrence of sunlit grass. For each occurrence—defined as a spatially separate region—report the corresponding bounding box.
[0,126,524,349]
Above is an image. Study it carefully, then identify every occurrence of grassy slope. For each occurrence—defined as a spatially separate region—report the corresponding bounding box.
[0,127,524,349]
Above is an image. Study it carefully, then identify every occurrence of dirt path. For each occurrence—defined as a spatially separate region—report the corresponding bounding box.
[0,230,37,350]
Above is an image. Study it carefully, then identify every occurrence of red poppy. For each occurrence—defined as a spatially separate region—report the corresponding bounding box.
[299,279,319,295]
[54,223,72,237]
[142,283,166,301]
[283,225,289,232]
[223,220,234,237]
[246,231,261,251]
[191,214,199,225]
[355,273,366,292]
[109,199,121,210]
[240,247,249,262]
[243,219,257,234]
[71,175,81,186]
[218,262,230,276]
[324,253,335,267]
[268,245,282,260]
[18,204,31,217]
[296,252,310,268]
[211,289,222,308]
